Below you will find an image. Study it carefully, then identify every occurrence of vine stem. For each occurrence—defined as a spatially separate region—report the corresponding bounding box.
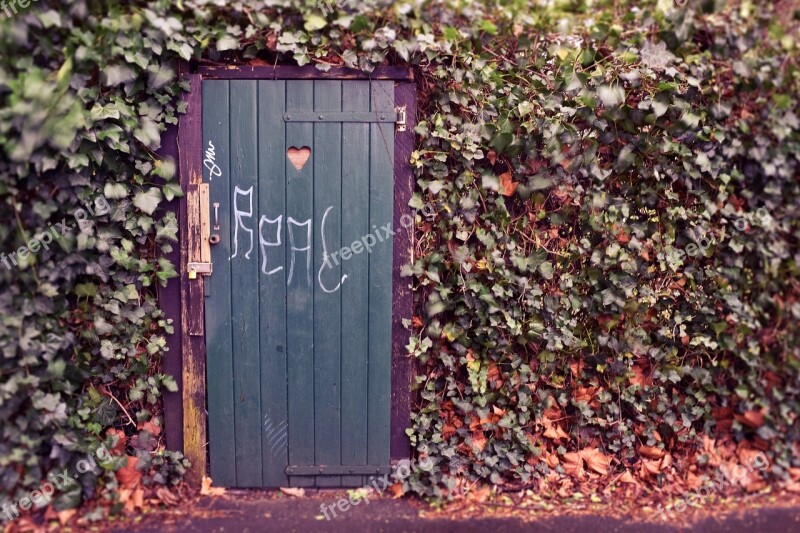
[102,388,137,427]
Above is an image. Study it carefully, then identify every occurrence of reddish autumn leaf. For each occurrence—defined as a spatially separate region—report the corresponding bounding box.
[640,458,662,476]
[568,359,584,377]
[563,451,584,478]
[580,447,611,475]
[139,420,162,436]
[387,482,404,498]
[106,428,127,456]
[542,417,570,441]
[472,430,487,452]
[543,451,560,468]
[115,456,143,489]
[629,364,653,387]
[498,171,518,196]
[639,445,665,459]
[201,476,226,496]
[734,410,765,429]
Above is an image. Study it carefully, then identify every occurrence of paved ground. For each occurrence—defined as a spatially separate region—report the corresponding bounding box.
[117,492,800,533]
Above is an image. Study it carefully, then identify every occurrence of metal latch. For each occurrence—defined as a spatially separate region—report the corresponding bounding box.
[187,262,213,280]
[189,183,214,281]
[395,106,407,132]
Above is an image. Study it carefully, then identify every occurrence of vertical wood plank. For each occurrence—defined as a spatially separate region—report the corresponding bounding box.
[340,80,371,487]
[179,73,207,485]
[285,80,316,488]
[157,114,183,453]
[367,81,395,470]
[313,80,343,487]
[258,80,290,487]
[391,82,416,460]
[229,80,262,487]
[203,80,236,486]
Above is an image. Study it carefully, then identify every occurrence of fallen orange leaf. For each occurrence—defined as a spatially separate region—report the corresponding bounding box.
[734,410,765,429]
[115,456,142,489]
[472,431,487,453]
[387,482,404,498]
[498,171,518,196]
[201,476,226,496]
[639,445,665,459]
[580,447,611,475]
[563,452,584,478]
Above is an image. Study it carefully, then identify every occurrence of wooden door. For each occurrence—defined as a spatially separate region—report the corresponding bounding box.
[202,79,395,487]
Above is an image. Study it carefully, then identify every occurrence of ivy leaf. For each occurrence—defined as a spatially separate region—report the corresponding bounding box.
[304,14,328,31]
[133,188,163,215]
[104,183,128,199]
[162,182,183,202]
[94,399,118,426]
[134,118,161,149]
[598,85,625,107]
[216,35,239,51]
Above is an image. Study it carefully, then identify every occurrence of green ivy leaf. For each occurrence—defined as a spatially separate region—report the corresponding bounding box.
[133,188,163,215]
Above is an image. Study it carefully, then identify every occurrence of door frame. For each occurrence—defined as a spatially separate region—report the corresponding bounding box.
[161,63,416,484]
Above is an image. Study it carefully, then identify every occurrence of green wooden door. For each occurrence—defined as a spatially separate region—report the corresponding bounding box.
[202,79,395,487]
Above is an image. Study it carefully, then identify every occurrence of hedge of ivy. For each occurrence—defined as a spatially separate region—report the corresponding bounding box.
[1,0,799,516]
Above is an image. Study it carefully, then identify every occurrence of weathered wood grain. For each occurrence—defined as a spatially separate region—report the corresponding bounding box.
[391,82,417,460]
[179,73,207,485]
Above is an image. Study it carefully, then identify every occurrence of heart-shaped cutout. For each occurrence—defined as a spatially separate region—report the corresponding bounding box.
[287,146,311,171]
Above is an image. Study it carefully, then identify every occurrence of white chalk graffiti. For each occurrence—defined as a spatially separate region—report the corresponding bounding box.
[231,186,254,260]
[204,141,222,179]
[287,217,312,287]
[259,215,283,276]
[317,206,348,293]
[223,182,346,293]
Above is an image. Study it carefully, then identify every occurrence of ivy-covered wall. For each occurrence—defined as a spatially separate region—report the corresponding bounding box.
[1,0,798,516]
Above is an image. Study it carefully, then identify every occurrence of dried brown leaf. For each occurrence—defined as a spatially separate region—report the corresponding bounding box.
[279,487,305,498]
[580,447,611,475]
[201,476,226,496]
[639,445,665,459]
